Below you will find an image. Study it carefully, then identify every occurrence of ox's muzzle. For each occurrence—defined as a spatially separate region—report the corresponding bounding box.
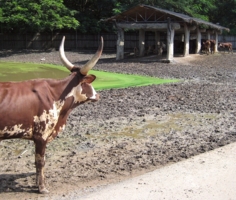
[89,93,99,102]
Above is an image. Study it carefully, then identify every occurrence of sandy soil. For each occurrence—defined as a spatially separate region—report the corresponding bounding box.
[0,50,236,199]
[79,142,236,200]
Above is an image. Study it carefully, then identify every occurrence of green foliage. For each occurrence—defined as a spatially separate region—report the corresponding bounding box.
[64,0,115,33]
[213,0,236,35]
[0,0,79,33]
[182,0,218,23]
[0,0,235,34]
[0,8,3,23]
[108,0,216,22]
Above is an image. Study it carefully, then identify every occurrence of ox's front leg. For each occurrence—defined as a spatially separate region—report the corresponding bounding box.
[34,139,49,194]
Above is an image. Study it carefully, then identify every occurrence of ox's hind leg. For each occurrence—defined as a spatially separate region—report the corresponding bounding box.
[34,139,49,194]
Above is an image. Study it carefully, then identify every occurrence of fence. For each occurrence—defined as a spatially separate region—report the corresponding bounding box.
[0,32,118,51]
[0,32,236,51]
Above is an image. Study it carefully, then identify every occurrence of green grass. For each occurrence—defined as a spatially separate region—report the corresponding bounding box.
[0,62,69,81]
[93,70,179,90]
[0,61,179,90]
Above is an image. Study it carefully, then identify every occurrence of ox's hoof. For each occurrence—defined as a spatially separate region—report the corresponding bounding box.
[39,187,49,194]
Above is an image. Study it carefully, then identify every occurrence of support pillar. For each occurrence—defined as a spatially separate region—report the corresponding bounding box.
[215,32,219,52]
[167,18,174,62]
[116,28,124,60]
[139,29,145,56]
[195,27,202,54]
[183,23,190,56]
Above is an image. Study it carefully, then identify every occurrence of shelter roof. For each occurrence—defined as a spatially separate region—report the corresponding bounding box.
[105,4,229,32]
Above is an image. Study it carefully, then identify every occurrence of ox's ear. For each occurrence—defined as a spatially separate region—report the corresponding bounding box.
[82,74,96,84]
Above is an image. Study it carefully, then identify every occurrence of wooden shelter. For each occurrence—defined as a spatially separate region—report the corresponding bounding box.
[104,4,230,62]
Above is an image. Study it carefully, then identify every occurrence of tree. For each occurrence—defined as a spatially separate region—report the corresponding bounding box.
[0,0,234,34]
[0,0,79,33]
[110,0,215,20]
[0,8,2,22]
[214,0,236,34]
[64,0,115,33]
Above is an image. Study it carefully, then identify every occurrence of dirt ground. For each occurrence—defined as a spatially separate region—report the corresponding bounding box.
[0,50,236,199]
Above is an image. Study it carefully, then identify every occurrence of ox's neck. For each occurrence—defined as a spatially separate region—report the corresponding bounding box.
[47,73,80,102]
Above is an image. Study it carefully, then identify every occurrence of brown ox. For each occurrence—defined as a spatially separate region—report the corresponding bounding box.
[203,40,215,55]
[0,36,103,193]
[218,42,233,53]
[209,40,216,54]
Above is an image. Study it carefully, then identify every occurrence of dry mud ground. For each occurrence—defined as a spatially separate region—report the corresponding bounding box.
[0,50,236,199]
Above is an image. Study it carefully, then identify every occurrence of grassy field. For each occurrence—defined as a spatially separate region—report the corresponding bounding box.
[0,61,179,90]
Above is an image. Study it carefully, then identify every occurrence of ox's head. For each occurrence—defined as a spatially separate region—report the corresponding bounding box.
[59,36,103,104]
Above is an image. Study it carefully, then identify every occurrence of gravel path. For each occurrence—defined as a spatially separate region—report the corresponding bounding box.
[0,50,236,199]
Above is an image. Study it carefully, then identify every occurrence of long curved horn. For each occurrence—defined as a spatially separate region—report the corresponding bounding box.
[80,37,103,75]
[59,36,74,71]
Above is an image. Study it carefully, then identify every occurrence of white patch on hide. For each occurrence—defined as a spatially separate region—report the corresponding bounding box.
[65,84,87,103]
[90,86,97,100]
[61,125,65,131]
[34,100,65,141]
[50,103,58,119]
[49,101,63,120]
[0,124,33,139]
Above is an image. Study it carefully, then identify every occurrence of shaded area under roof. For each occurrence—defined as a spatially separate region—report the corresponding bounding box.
[105,4,230,32]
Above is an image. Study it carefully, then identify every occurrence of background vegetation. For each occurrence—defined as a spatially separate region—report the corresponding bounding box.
[0,0,235,34]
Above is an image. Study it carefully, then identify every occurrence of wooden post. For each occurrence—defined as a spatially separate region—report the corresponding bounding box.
[116,27,124,60]
[195,27,202,54]
[167,18,174,62]
[183,23,190,56]
[139,29,145,56]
